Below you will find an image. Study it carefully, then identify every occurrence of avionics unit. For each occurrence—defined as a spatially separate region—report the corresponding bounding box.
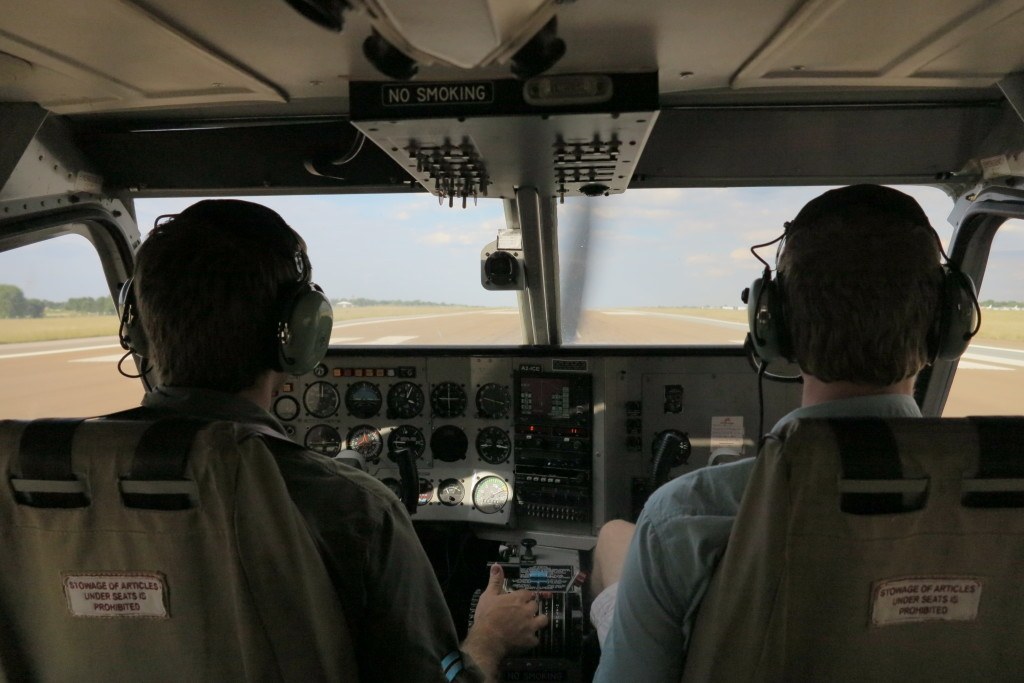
[513,371,593,526]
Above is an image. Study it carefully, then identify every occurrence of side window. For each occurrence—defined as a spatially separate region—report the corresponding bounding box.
[0,234,142,418]
[944,218,1024,416]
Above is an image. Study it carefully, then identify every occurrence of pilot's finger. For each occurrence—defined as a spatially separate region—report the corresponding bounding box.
[484,563,505,595]
[532,613,551,630]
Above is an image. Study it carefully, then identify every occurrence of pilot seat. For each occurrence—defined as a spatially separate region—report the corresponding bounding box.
[0,415,357,681]
[682,416,1024,682]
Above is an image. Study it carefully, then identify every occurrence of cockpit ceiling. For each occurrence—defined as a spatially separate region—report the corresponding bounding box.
[1,0,1023,118]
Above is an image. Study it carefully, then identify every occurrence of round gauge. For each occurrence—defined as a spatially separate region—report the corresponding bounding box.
[476,426,512,465]
[431,382,467,418]
[387,423,428,462]
[345,381,382,418]
[313,363,329,377]
[418,478,434,506]
[273,395,300,421]
[472,475,510,514]
[430,425,468,462]
[304,424,342,456]
[438,478,465,506]
[387,425,425,462]
[304,382,340,418]
[476,383,511,419]
[381,477,403,500]
[347,425,383,462]
[387,381,425,419]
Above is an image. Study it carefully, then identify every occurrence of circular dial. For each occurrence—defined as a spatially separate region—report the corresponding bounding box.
[476,427,512,465]
[347,425,383,462]
[438,478,465,506]
[430,425,468,462]
[472,476,510,514]
[476,383,511,419]
[387,381,425,419]
[381,477,403,500]
[387,425,426,462]
[345,381,382,418]
[418,478,434,506]
[303,382,340,418]
[273,395,300,421]
[430,382,467,418]
[304,424,342,456]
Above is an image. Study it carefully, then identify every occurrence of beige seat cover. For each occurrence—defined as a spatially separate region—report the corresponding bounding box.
[0,418,358,682]
[683,417,1024,683]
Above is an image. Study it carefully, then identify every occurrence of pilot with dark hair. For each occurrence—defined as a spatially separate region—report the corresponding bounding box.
[129,199,548,682]
[593,185,950,680]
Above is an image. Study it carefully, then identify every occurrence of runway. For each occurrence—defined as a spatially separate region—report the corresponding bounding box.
[0,310,1019,418]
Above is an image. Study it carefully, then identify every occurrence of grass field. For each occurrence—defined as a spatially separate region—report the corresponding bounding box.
[0,315,121,343]
[1,305,1021,345]
[660,307,1024,345]
[0,306,487,344]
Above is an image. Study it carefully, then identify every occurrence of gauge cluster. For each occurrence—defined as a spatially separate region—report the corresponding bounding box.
[273,349,803,535]
[274,356,516,525]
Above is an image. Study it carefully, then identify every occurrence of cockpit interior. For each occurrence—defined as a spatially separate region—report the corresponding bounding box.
[3,0,1024,679]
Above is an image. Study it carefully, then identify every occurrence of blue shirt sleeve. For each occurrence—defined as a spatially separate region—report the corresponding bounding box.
[594,459,754,682]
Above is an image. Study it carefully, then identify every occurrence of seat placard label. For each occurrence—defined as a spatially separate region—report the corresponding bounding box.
[871,576,981,626]
[63,572,168,618]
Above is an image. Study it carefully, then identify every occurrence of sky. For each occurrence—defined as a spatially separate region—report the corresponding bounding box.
[2,186,1022,307]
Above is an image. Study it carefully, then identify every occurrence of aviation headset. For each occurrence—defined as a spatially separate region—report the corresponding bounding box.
[118,200,334,375]
[745,185,980,366]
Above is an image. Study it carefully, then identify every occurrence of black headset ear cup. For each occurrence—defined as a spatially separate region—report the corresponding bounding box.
[117,278,149,358]
[277,283,333,374]
[932,267,978,361]
[746,273,791,363]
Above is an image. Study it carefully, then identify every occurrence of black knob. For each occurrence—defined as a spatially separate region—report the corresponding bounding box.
[521,538,537,564]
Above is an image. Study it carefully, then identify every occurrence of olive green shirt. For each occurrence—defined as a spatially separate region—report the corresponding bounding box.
[142,386,482,682]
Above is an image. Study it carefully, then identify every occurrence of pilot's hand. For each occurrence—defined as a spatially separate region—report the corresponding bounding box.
[461,564,551,680]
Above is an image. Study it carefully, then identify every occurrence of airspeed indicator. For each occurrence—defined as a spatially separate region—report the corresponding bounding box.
[472,476,509,514]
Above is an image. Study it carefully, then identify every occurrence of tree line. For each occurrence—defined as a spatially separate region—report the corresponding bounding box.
[0,284,115,319]
[338,297,458,307]
[980,300,1024,309]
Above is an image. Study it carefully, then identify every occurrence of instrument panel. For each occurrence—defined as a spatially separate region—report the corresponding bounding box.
[273,349,802,535]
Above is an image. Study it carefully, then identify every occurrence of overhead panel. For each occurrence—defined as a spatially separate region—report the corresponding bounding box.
[349,73,659,203]
[734,0,1024,88]
[0,0,284,114]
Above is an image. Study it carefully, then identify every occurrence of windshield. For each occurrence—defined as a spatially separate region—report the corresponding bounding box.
[132,186,953,347]
[559,185,953,344]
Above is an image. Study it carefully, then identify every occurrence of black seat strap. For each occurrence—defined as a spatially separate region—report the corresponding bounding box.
[830,418,906,514]
[970,416,1024,478]
[122,417,210,510]
[19,418,85,479]
[965,417,1024,508]
[14,418,89,508]
[130,417,209,480]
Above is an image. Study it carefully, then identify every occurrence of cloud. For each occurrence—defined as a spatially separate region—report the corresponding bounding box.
[729,247,754,262]
[419,231,478,245]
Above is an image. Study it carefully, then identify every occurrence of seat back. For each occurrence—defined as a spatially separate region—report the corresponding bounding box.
[0,417,357,682]
[682,416,1024,683]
